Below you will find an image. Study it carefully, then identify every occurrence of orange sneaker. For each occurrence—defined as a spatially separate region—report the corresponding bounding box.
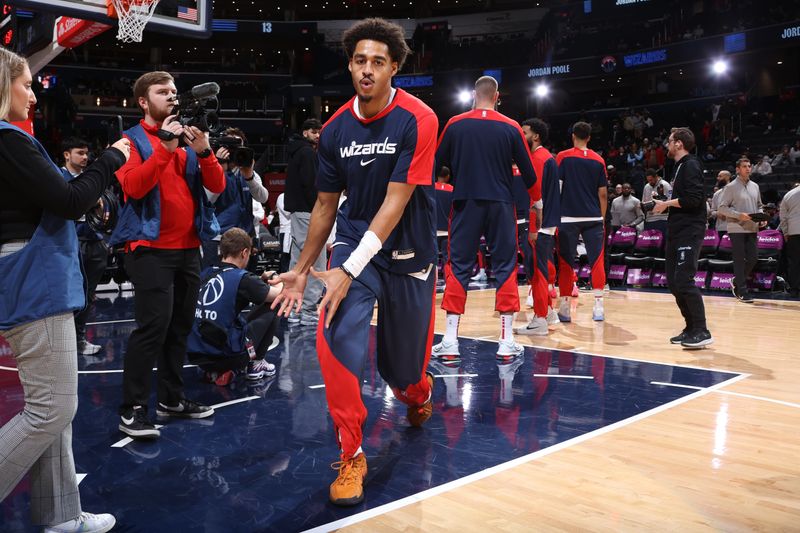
[329,453,368,506]
[407,372,434,427]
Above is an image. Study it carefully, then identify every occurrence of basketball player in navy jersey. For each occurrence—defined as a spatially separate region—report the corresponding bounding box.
[433,76,537,360]
[516,118,561,336]
[269,18,438,506]
[556,121,608,322]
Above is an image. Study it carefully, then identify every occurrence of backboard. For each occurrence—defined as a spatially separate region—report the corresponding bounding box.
[11,0,211,38]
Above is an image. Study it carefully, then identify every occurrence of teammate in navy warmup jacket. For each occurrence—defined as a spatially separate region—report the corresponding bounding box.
[432,76,537,360]
[269,18,438,506]
[555,121,609,323]
[516,118,562,336]
[187,228,279,385]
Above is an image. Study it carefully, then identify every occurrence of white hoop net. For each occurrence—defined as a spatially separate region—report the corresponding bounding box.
[110,0,161,43]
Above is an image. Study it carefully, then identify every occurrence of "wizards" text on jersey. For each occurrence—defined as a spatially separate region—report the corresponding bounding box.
[339,138,397,158]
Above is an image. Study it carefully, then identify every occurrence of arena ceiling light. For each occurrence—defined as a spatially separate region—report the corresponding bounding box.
[458,89,472,104]
[534,83,549,98]
[712,59,728,75]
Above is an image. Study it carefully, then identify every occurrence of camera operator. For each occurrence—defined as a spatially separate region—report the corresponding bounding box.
[61,137,108,356]
[0,47,129,532]
[202,127,268,269]
[650,127,713,349]
[111,71,225,439]
[642,167,672,236]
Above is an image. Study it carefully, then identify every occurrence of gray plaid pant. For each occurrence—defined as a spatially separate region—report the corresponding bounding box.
[0,241,81,526]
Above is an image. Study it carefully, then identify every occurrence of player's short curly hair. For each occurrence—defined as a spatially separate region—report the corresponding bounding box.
[342,18,412,70]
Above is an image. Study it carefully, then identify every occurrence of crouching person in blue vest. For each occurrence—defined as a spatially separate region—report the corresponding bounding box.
[0,48,129,533]
[188,228,279,385]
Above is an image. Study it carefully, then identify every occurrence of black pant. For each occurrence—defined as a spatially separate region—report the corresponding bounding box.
[120,247,201,412]
[665,222,707,333]
[75,239,108,342]
[786,234,800,294]
[729,232,758,294]
[190,303,278,373]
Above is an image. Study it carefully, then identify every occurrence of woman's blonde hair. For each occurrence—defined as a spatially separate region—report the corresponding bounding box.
[0,48,28,121]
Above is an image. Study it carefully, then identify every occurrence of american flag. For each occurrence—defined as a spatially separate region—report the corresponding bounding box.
[177,5,198,21]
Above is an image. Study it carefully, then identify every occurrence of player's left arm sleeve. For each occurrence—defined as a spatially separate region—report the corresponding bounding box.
[392,112,439,185]
[246,171,269,203]
[512,126,537,192]
[199,153,226,194]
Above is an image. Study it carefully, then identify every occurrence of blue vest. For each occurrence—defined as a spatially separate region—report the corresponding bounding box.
[186,266,248,358]
[215,169,254,235]
[0,122,85,329]
[109,124,220,246]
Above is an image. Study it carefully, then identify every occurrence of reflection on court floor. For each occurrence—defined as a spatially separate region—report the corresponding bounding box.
[0,293,740,532]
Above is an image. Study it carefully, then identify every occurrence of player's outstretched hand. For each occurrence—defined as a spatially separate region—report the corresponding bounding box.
[310,266,352,328]
[269,270,307,317]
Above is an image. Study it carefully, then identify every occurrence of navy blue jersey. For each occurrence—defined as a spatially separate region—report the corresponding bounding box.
[556,147,608,219]
[435,109,536,204]
[434,182,454,232]
[317,88,439,274]
[531,146,561,228]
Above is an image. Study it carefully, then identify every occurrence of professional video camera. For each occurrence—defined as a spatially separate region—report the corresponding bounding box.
[210,134,255,168]
[171,82,220,132]
[641,193,668,213]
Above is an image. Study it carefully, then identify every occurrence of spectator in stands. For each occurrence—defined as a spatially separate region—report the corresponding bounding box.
[284,118,324,327]
[626,142,643,167]
[0,47,129,533]
[780,183,800,298]
[610,183,644,234]
[771,144,792,167]
[764,203,780,230]
[709,170,731,236]
[642,168,672,235]
[789,140,800,165]
[704,145,717,162]
[60,137,108,356]
[752,155,772,175]
[718,157,763,303]
[187,228,279,385]
[113,70,224,439]
[202,127,268,269]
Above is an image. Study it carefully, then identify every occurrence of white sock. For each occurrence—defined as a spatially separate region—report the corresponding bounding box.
[500,313,514,342]
[444,313,460,343]
[594,296,604,308]
[593,288,604,299]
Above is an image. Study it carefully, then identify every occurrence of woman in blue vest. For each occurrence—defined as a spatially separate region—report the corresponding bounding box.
[0,48,129,533]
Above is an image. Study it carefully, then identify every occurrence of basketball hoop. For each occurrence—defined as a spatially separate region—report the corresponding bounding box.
[106,0,161,43]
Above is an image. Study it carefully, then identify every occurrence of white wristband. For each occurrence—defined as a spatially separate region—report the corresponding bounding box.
[342,230,382,278]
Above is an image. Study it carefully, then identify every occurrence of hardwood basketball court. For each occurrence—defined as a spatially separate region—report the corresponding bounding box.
[340,286,800,531]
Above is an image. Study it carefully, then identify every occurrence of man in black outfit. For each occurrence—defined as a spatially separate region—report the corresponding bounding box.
[61,138,108,356]
[651,127,713,349]
[285,118,324,326]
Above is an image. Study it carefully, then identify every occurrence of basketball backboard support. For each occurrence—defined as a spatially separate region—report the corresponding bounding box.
[10,0,211,39]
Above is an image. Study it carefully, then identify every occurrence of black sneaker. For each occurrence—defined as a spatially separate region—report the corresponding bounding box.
[119,406,160,439]
[740,292,755,303]
[681,330,714,349]
[670,330,689,344]
[156,398,215,419]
